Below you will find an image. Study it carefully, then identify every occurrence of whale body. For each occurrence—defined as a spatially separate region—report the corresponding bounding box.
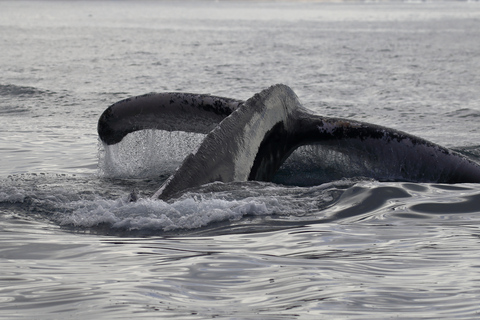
[98,84,480,200]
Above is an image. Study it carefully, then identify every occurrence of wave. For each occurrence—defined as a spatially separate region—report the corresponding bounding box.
[0,173,347,235]
[0,105,30,115]
[0,84,48,97]
[2,173,480,236]
[0,84,53,115]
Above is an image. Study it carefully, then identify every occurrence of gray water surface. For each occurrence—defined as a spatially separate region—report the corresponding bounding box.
[1,1,480,319]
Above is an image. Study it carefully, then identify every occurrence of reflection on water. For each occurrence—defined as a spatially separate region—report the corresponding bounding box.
[2,176,480,318]
[2,203,480,318]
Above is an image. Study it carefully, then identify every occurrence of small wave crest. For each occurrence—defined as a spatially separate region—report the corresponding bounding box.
[445,108,480,119]
[0,84,47,97]
[0,84,54,115]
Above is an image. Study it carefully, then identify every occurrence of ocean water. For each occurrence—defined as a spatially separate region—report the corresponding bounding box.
[1,0,480,319]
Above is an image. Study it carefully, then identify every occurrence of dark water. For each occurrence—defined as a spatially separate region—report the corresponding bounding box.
[1,1,480,319]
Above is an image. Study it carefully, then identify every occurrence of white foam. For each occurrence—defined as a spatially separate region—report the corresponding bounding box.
[57,195,277,232]
[0,174,351,232]
[0,186,27,203]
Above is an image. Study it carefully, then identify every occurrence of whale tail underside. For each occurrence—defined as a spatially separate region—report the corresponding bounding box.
[98,84,480,200]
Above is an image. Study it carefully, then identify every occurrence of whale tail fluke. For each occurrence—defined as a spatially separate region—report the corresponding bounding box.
[97,84,480,201]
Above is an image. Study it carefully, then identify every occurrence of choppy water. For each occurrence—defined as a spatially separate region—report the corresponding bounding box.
[1,1,480,319]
